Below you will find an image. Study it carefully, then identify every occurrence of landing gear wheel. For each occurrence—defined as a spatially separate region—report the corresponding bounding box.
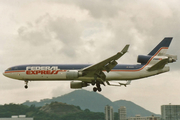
[25,85,28,89]
[91,80,95,86]
[97,87,102,92]
[93,87,97,92]
[24,80,28,89]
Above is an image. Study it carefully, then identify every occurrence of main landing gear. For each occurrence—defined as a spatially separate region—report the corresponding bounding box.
[24,80,28,89]
[92,81,102,92]
[93,87,102,92]
[92,72,106,92]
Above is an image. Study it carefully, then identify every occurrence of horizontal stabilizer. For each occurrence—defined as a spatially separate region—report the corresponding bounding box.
[147,59,168,71]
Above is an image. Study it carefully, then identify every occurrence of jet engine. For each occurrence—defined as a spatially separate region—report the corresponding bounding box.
[105,60,118,72]
[70,81,89,89]
[137,55,151,64]
[66,70,83,79]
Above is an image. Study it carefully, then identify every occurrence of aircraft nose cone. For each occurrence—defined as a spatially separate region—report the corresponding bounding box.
[3,71,12,79]
[3,72,7,77]
[3,71,9,78]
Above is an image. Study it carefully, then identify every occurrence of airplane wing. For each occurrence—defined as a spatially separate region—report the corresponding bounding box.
[80,45,130,78]
[147,58,168,71]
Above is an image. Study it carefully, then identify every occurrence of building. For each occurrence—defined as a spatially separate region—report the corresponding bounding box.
[128,114,147,120]
[161,104,180,120]
[118,106,126,120]
[128,115,160,120]
[0,115,33,120]
[146,115,160,120]
[105,105,114,120]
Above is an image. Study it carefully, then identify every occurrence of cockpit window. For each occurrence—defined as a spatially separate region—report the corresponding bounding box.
[14,67,18,70]
[7,68,12,70]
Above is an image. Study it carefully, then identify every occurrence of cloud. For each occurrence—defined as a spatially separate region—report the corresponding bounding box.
[18,25,51,46]
[73,0,119,19]
[47,16,83,57]
[49,0,119,19]
[17,13,83,58]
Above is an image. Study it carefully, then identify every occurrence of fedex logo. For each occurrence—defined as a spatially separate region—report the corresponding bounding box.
[26,66,62,75]
[26,66,60,70]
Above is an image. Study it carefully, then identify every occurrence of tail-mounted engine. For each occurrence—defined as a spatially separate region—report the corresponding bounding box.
[137,54,177,65]
[70,81,89,89]
[66,70,83,79]
[137,55,152,64]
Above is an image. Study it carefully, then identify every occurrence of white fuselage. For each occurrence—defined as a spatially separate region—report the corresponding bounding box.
[3,64,169,82]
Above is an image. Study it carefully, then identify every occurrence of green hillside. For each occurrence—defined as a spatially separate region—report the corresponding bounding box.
[23,90,160,117]
[24,90,114,112]
[0,102,104,120]
[40,102,82,115]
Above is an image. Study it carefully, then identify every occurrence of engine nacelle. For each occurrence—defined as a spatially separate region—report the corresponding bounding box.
[105,60,118,72]
[66,70,83,80]
[137,55,152,64]
[70,81,89,89]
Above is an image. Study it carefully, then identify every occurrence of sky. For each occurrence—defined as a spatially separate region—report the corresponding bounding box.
[0,0,180,114]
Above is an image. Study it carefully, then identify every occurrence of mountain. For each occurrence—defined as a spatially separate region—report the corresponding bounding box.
[113,100,157,117]
[40,102,82,116]
[24,90,113,112]
[23,90,160,117]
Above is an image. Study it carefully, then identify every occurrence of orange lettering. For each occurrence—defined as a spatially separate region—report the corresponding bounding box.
[26,70,31,75]
[54,70,60,74]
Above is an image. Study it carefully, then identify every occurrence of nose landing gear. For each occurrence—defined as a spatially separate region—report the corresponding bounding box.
[24,80,28,89]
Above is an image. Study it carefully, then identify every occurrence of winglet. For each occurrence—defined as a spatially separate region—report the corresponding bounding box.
[121,44,130,54]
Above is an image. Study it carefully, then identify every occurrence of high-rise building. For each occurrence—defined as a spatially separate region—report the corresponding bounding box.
[105,105,114,120]
[118,106,126,120]
[161,104,180,120]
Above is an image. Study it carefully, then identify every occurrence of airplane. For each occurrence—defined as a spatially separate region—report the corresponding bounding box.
[3,37,177,92]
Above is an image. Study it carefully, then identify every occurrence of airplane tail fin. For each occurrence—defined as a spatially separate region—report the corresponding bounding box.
[148,37,172,56]
[137,37,177,65]
[145,37,177,71]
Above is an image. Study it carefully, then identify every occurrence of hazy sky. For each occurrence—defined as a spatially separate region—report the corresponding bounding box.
[0,0,180,114]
